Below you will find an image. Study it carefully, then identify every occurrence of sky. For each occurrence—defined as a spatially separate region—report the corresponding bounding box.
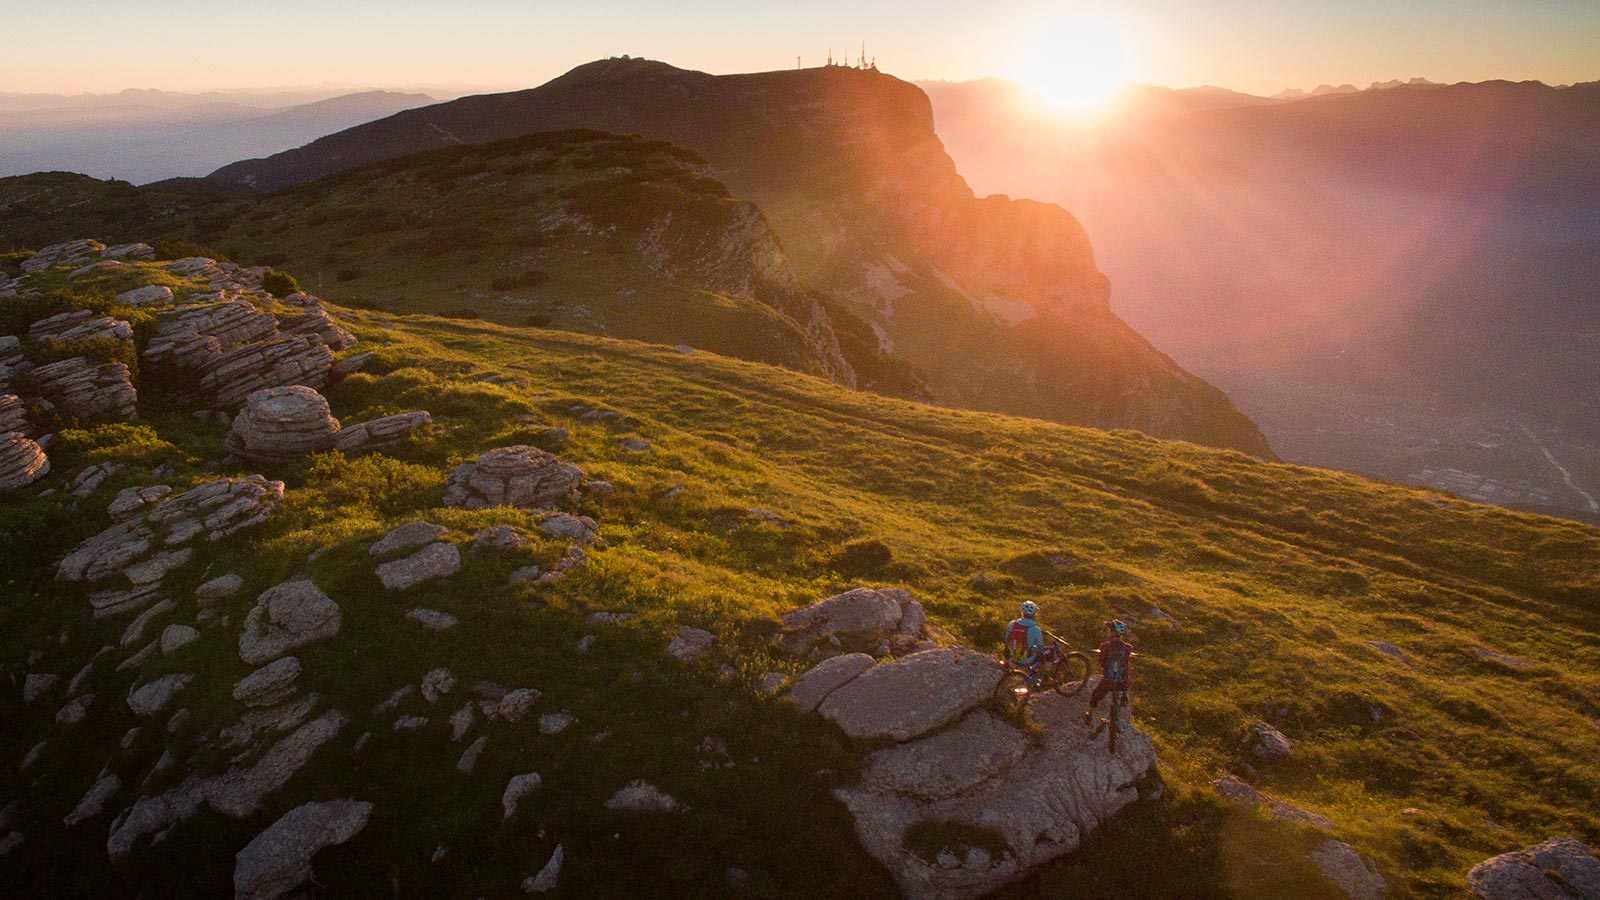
[3,0,1597,97]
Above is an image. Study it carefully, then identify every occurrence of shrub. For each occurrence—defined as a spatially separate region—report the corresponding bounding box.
[828,538,893,576]
[261,270,301,298]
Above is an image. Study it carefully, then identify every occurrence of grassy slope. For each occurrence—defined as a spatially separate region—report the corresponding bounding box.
[2,299,1598,898]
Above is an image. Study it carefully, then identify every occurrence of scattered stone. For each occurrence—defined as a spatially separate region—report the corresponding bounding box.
[538,513,598,544]
[160,624,201,655]
[21,741,46,769]
[128,674,192,717]
[28,309,134,344]
[818,648,1002,741]
[586,611,633,625]
[522,844,564,894]
[0,432,51,493]
[1310,839,1387,900]
[575,635,596,652]
[508,565,542,584]
[238,580,342,665]
[0,831,21,857]
[393,715,428,731]
[457,736,488,775]
[1240,721,1294,760]
[443,445,583,510]
[369,520,447,558]
[117,641,158,672]
[620,437,650,452]
[406,608,459,631]
[789,653,875,713]
[233,799,372,900]
[604,780,682,813]
[1471,646,1536,670]
[121,598,176,647]
[1468,838,1600,900]
[196,573,245,605]
[421,668,457,703]
[450,704,475,741]
[91,585,161,619]
[226,386,340,463]
[473,525,526,550]
[220,693,319,750]
[106,774,207,859]
[123,548,194,586]
[667,626,717,663]
[494,688,540,723]
[23,672,58,703]
[1213,775,1334,830]
[758,673,790,695]
[376,541,461,590]
[64,769,121,826]
[334,411,431,453]
[0,395,31,436]
[70,461,123,497]
[280,304,357,352]
[116,284,174,307]
[102,242,155,261]
[778,587,926,655]
[373,685,416,715]
[207,709,349,817]
[1366,641,1411,664]
[538,712,575,735]
[502,773,543,820]
[233,657,303,707]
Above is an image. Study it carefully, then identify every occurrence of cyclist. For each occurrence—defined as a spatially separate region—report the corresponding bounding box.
[1082,619,1134,726]
[1003,601,1059,686]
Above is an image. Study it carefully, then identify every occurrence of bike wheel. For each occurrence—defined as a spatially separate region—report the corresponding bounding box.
[1052,652,1091,697]
[995,671,1032,714]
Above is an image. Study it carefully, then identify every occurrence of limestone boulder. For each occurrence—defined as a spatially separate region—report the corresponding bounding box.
[1311,839,1387,900]
[667,627,717,663]
[778,587,928,655]
[835,690,1156,900]
[26,357,137,422]
[375,542,461,591]
[0,433,49,493]
[1468,838,1600,900]
[101,243,155,261]
[370,521,447,558]
[233,657,303,707]
[233,799,372,900]
[28,309,135,343]
[22,239,105,273]
[226,386,340,463]
[818,648,1002,742]
[443,445,583,510]
[281,304,357,352]
[239,580,342,664]
[604,780,682,813]
[333,410,431,453]
[789,653,875,713]
[115,284,174,306]
[0,394,31,435]
[58,476,283,584]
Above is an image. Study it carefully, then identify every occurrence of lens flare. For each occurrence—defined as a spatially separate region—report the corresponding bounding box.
[1011,9,1138,113]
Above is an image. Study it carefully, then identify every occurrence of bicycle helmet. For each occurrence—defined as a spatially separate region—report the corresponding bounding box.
[1020,601,1039,618]
[1107,619,1127,635]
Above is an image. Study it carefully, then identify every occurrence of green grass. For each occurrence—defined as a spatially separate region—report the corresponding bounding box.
[1,293,1597,898]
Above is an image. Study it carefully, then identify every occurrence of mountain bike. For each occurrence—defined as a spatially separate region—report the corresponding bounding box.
[995,632,1090,713]
[1091,685,1129,753]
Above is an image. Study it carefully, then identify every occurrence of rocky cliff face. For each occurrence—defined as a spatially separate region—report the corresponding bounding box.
[210,59,1272,456]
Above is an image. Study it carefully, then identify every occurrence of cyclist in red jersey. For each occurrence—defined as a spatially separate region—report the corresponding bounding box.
[1082,619,1134,726]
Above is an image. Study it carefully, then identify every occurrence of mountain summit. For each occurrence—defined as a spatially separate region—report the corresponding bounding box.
[211,58,1272,455]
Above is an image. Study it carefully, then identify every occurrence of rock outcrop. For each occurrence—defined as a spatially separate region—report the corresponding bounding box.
[333,411,432,453]
[233,799,372,900]
[57,476,284,584]
[21,239,105,273]
[226,386,341,463]
[835,688,1155,900]
[1311,839,1387,900]
[238,581,342,665]
[1468,838,1600,900]
[777,586,929,655]
[817,648,1001,741]
[375,541,461,591]
[0,432,50,493]
[443,445,583,510]
[26,357,137,422]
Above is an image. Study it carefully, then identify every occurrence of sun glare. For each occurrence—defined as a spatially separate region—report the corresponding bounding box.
[1012,9,1137,114]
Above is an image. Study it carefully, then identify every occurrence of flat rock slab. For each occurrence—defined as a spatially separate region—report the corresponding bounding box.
[239,580,341,665]
[376,542,461,590]
[819,648,1002,742]
[1310,839,1387,900]
[234,798,372,900]
[778,586,923,654]
[789,653,875,713]
[1469,837,1600,900]
[837,690,1155,900]
[370,521,447,558]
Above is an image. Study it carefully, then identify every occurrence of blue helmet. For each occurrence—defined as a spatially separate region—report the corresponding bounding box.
[1021,601,1039,618]
[1108,619,1127,635]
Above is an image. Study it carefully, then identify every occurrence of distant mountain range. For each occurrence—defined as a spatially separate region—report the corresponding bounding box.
[921,76,1600,521]
[193,58,1272,454]
[0,91,438,183]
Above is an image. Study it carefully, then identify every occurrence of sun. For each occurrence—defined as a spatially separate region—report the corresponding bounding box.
[1011,10,1138,113]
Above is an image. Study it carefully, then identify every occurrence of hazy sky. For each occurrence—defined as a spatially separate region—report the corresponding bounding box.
[4,0,1596,96]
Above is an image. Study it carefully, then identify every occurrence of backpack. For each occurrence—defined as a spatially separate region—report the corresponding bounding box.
[1004,620,1032,663]
[1102,641,1130,683]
